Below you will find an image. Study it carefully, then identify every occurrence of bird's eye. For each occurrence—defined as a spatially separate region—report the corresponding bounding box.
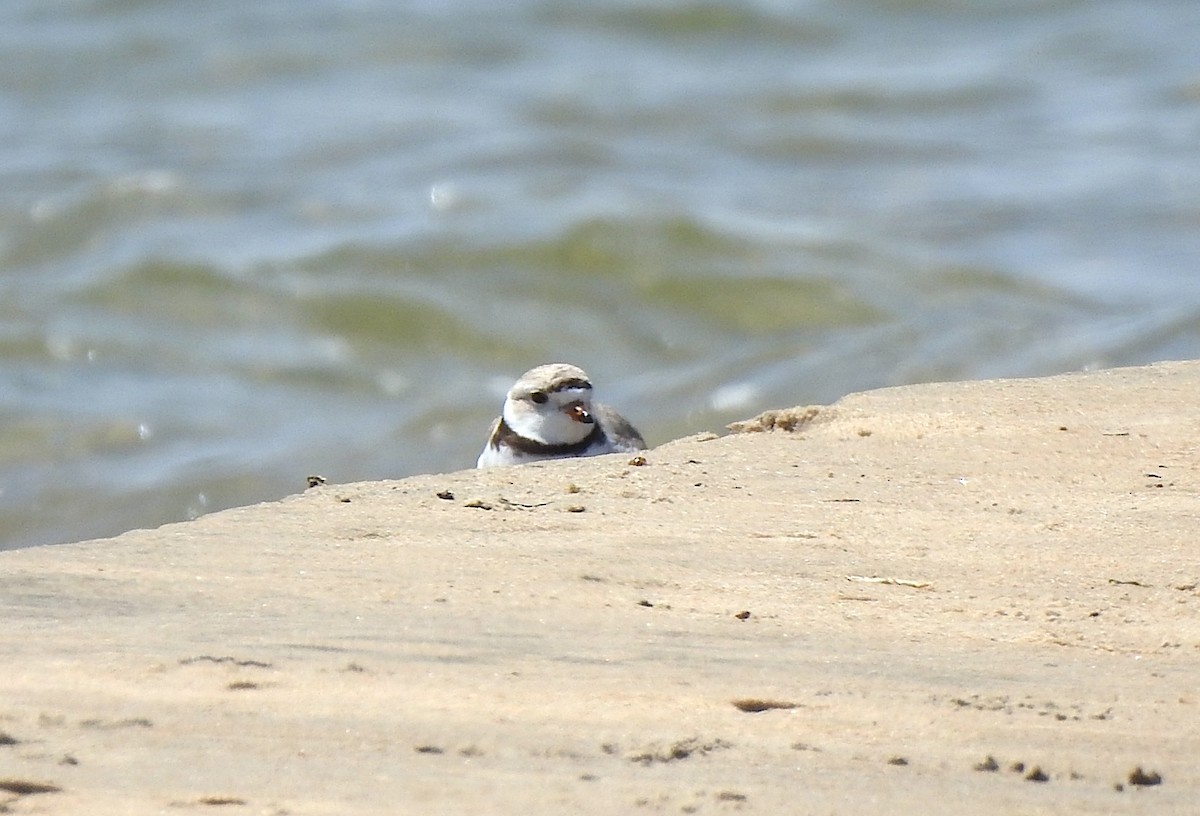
[530,391,548,404]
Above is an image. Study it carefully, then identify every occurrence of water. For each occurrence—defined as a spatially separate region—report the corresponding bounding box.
[3,0,1199,550]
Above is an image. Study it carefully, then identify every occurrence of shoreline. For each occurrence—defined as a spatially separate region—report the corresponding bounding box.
[2,360,1197,814]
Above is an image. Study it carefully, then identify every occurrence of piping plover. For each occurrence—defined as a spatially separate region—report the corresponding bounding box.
[477,363,646,468]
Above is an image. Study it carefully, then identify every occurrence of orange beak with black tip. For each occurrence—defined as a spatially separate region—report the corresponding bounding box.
[565,401,593,424]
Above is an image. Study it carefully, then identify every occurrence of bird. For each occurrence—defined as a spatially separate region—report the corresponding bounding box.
[477,363,646,467]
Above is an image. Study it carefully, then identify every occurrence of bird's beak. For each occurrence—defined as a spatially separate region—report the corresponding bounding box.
[566,402,594,424]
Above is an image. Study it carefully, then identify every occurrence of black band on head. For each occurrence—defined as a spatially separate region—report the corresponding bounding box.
[550,377,592,392]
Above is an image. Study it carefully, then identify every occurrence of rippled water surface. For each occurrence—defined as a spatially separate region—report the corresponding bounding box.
[3,0,1199,549]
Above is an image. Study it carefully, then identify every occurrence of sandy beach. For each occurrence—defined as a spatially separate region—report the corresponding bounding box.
[2,361,1197,815]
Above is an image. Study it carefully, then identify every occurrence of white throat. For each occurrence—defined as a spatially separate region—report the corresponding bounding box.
[503,388,594,446]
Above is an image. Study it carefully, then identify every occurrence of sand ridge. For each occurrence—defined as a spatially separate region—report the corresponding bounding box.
[1,361,1197,814]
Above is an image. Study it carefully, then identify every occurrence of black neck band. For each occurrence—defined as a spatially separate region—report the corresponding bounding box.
[494,417,603,457]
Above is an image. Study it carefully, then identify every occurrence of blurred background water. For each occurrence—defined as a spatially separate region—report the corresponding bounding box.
[2,0,1198,550]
